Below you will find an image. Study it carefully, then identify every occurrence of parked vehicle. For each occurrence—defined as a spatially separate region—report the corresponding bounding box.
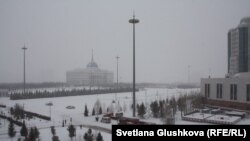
[66,105,75,109]
[101,116,111,123]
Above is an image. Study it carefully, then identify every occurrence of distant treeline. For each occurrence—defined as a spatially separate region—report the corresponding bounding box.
[0,82,200,90]
[10,87,137,100]
[120,82,200,89]
[0,82,67,90]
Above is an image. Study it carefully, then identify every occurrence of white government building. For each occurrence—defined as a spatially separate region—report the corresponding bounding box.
[66,53,114,86]
[201,17,250,110]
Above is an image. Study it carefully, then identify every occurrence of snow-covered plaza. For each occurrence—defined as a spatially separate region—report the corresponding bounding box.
[0,88,249,141]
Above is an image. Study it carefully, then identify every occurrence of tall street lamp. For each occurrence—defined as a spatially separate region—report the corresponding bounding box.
[129,14,139,117]
[188,65,190,83]
[22,45,27,95]
[116,56,120,101]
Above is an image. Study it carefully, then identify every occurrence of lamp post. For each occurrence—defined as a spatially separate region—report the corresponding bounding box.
[22,45,27,95]
[129,14,139,117]
[116,56,120,101]
[188,65,190,83]
[49,102,52,118]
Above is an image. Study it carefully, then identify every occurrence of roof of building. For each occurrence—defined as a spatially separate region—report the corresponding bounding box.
[233,72,250,78]
[238,17,250,27]
[240,17,250,24]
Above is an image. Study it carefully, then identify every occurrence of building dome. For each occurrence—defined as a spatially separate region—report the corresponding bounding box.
[87,61,98,68]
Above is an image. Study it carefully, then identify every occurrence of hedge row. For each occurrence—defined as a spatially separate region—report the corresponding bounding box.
[0,104,6,108]
[23,110,51,121]
[0,114,22,126]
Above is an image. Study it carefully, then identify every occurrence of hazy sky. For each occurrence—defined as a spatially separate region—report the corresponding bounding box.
[0,0,250,84]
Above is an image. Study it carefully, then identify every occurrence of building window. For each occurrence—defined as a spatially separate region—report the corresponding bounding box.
[234,84,237,100]
[216,84,223,99]
[247,84,250,101]
[230,84,233,100]
[205,84,210,98]
[230,84,237,100]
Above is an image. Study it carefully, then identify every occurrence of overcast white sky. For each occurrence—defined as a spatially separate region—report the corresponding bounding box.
[0,0,250,84]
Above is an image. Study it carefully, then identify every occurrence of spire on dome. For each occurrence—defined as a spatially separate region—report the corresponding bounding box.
[87,49,98,68]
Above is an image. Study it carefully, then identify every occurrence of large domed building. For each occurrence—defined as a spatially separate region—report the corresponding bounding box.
[66,52,114,86]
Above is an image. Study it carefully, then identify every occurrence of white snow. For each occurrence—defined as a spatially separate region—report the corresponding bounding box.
[0,87,249,141]
[184,113,213,119]
[206,114,241,124]
[183,112,242,124]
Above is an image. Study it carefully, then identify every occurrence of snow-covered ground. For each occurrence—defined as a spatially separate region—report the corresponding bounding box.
[0,87,249,141]
[184,113,213,120]
[1,88,199,127]
[182,112,241,124]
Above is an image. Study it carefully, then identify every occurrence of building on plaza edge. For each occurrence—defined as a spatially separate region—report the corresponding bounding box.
[201,17,250,111]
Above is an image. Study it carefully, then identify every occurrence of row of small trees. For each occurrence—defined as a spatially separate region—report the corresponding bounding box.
[84,105,103,117]
[84,128,103,141]
[136,97,178,119]
[19,121,40,141]
[84,99,125,118]
[67,125,104,141]
[136,92,203,124]
[8,120,104,141]
[8,120,40,141]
